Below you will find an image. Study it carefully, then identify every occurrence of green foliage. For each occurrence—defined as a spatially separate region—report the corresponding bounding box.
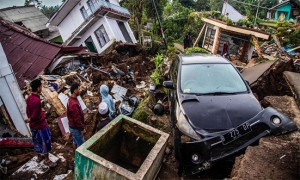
[143,30,153,37]
[210,0,223,11]
[286,26,300,47]
[40,5,59,18]
[182,47,209,54]
[275,21,295,45]
[178,0,195,8]
[150,54,164,85]
[121,0,167,37]
[194,0,210,11]
[236,17,254,27]
[167,46,177,60]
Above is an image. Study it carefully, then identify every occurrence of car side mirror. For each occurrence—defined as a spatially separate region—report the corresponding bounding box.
[163,81,174,89]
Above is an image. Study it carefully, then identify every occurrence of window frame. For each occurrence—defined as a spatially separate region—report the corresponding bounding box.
[80,7,88,20]
[94,25,110,48]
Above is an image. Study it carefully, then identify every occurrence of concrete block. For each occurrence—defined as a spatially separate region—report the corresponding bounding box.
[75,114,169,180]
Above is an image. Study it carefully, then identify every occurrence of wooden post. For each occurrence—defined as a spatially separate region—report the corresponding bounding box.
[213,27,222,54]
[240,39,250,62]
[193,23,207,47]
[252,36,263,59]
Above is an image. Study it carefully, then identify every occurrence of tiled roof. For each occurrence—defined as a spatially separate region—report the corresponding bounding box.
[0,18,62,88]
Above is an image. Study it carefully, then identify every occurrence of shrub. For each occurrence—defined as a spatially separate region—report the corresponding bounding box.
[182,47,209,54]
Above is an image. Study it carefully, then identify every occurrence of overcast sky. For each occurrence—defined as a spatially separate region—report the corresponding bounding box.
[0,0,63,9]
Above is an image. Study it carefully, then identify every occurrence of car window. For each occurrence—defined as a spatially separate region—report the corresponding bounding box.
[180,63,247,94]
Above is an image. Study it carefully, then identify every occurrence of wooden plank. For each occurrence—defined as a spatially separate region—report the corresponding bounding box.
[202,18,270,39]
[41,87,66,116]
[193,23,206,47]
[287,45,300,53]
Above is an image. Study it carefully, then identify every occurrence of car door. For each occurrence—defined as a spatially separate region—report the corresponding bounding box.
[169,56,179,126]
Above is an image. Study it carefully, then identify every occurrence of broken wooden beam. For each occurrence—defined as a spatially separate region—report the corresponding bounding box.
[193,23,206,47]
[41,86,66,116]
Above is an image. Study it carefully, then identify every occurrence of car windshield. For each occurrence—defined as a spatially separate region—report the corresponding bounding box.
[180,63,247,94]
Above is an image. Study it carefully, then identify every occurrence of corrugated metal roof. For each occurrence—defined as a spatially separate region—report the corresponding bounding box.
[0,6,48,32]
[0,19,62,88]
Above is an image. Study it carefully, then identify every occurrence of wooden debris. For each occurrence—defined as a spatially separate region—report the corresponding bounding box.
[41,86,66,116]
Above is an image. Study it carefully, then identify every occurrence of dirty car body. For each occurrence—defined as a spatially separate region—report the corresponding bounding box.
[163,54,298,176]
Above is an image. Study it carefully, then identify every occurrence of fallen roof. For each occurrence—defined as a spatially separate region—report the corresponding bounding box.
[0,6,49,32]
[0,18,62,88]
[269,0,300,10]
[202,17,270,39]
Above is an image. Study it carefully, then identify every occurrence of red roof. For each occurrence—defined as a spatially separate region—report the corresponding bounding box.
[0,19,86,88]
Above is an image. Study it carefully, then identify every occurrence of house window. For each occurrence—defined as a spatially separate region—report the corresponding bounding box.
[87,0,96,13]
[80,7,88,19]
[94,25,110,48]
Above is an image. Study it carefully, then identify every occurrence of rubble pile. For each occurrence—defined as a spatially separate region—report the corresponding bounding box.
[22,42,155,144]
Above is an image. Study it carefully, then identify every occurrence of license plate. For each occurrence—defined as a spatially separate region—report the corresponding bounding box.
[220,122,252,145]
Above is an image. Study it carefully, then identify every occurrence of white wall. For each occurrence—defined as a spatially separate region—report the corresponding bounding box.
[222,2,245,22]
[58,0,89,41]
[72,16,136,53]
[57,0,123,42]
[107,17,126,42]
[72,17,116,53]
[0,43,31,137]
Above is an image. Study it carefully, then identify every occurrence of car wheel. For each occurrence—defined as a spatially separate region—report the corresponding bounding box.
[173,127,181,160]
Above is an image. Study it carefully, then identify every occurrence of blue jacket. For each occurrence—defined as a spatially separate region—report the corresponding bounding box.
[100,85,115,116]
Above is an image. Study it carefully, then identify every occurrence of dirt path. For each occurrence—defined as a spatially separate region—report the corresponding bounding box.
[174,43,184,52]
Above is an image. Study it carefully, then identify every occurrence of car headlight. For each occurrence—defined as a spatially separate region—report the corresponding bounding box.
[176,112,201,140]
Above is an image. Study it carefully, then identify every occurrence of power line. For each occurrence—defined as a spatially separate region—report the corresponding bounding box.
[228,0,270,9]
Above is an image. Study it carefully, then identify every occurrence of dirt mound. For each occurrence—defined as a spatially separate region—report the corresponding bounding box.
[230,96,300,180]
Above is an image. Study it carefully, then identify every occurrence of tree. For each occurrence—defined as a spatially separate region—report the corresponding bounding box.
[40,5,59,19]
[24,0,42,8]
[120,0,167,38]
[210,0,223,11]
[194,0,210,11]
[178,0,195,8]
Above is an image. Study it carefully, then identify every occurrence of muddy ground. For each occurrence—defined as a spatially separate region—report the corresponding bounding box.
[1,44,300,179]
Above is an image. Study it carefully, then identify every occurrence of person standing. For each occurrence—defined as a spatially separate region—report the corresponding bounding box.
[96,102,113,131]
[67,83,85,151]
[25,79,57,167]
[100,84,116,117]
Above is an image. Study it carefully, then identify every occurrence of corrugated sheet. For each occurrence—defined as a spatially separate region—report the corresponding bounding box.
[0,19,62,88]
[0,6,48,32]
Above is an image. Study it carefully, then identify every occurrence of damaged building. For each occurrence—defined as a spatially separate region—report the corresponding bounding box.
[48,0,137,54]
[201,17,270,62]
[0,18,90,137]
[0,5,61,43]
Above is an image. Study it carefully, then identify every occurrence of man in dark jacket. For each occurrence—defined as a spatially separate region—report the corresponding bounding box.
[25,79,56,167]
[67,83,85,151]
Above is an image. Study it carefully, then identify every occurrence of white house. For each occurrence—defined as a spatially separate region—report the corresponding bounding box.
[48,0,137,54]
[222,2,245,22]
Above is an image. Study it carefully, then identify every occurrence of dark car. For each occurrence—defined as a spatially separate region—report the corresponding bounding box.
[163,54,298,176]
